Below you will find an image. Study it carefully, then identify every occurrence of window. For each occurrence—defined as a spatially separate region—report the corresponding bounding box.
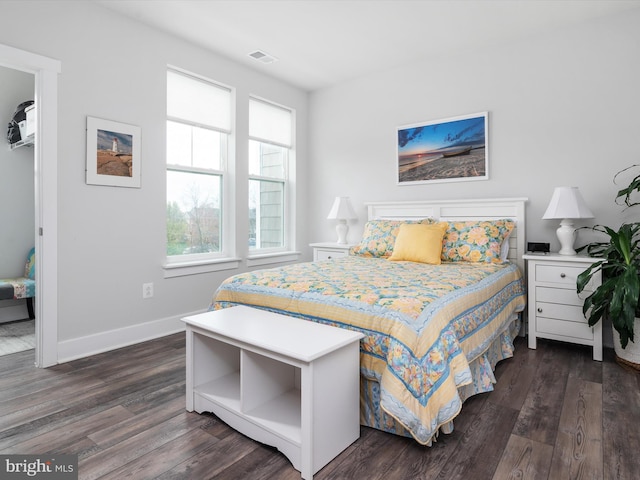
[166,69,231,262]
[248,98,293,251]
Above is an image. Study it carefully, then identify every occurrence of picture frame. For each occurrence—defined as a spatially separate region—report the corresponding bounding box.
[397,112,488,185]
[86,116,141,188]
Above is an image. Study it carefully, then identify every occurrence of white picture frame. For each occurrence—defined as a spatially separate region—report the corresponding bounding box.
[397,112,489,185]
[86,116,141,188]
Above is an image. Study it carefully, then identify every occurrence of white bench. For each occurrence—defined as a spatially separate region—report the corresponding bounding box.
[182,305,364,480]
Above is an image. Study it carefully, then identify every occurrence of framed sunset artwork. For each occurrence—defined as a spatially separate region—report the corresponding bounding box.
[397,112,488,185]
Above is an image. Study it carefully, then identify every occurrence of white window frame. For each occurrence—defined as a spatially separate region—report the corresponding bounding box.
[164,67,239,277]
[247,96,297,264]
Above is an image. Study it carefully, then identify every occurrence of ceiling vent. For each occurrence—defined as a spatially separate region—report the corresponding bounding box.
[248,50,278,64]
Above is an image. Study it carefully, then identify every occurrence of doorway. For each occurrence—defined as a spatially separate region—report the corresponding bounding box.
[0,43,60,367]
[0,66,35,356]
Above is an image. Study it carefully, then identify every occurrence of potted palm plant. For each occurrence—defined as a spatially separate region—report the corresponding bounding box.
[577,165,640,369]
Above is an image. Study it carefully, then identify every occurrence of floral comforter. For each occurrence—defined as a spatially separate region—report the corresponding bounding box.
[211,255,526,444]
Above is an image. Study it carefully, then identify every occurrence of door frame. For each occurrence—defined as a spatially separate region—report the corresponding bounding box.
[0,44,60,367]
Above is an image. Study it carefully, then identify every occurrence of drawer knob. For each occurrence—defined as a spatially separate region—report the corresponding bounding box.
[560,273,566,278]
[537,307,543,313]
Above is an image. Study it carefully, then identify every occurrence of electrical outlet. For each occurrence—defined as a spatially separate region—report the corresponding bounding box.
[142,282,154,299]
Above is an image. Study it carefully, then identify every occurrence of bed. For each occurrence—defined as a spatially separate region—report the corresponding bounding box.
[210,198,528,445]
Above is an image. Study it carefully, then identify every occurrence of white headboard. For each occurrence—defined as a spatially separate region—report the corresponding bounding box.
[365,198,528,273]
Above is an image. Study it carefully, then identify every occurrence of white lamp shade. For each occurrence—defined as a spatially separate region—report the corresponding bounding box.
[542,187,594,220]
[327,196,356,220]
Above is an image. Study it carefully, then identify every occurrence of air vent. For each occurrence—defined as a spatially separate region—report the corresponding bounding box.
[248,50,278,64]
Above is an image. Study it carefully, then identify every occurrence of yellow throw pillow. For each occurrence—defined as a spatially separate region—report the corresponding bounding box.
[389,222,448,264]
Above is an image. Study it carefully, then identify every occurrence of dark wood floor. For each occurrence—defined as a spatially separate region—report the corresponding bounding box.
[0,334,639,480]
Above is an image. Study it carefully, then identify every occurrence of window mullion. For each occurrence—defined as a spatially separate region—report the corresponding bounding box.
[248,173,284,183]
[168,165,224,176]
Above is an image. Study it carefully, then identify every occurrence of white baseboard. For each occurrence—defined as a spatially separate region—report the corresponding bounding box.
[56,309,208,363]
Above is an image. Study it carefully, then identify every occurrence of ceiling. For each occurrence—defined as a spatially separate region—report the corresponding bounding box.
[95,0,640,92]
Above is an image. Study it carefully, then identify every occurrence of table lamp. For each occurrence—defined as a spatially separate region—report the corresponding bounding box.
[327,196,356,244]
[542,186,594,255]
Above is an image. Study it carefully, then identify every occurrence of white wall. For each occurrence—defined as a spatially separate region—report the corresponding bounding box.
[0,1,308,359]
[308,8,640,251]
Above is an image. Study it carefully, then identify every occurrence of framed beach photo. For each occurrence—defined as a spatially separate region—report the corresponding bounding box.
[86,116,141,188]
[397,112,488,185]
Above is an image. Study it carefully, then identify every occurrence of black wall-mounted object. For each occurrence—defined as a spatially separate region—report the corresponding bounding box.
[527,242,550,254]
[6,100,34,145]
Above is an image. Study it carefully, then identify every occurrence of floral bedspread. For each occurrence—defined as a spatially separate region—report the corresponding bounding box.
[211,256,526,444]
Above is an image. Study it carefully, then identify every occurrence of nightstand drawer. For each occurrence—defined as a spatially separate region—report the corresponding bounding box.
[535,264,586,287]
[535,301,586,323]
[536,286,588,306]
[536,317,594,340]
[315,249,348,261]
[310,243,354,261]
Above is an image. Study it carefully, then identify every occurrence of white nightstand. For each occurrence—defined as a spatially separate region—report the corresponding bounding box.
[310,242,354,261]
[523,253,603,361]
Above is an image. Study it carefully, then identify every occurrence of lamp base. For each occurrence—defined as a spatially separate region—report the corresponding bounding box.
[557,219,577,255]
[335,221,349,244]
